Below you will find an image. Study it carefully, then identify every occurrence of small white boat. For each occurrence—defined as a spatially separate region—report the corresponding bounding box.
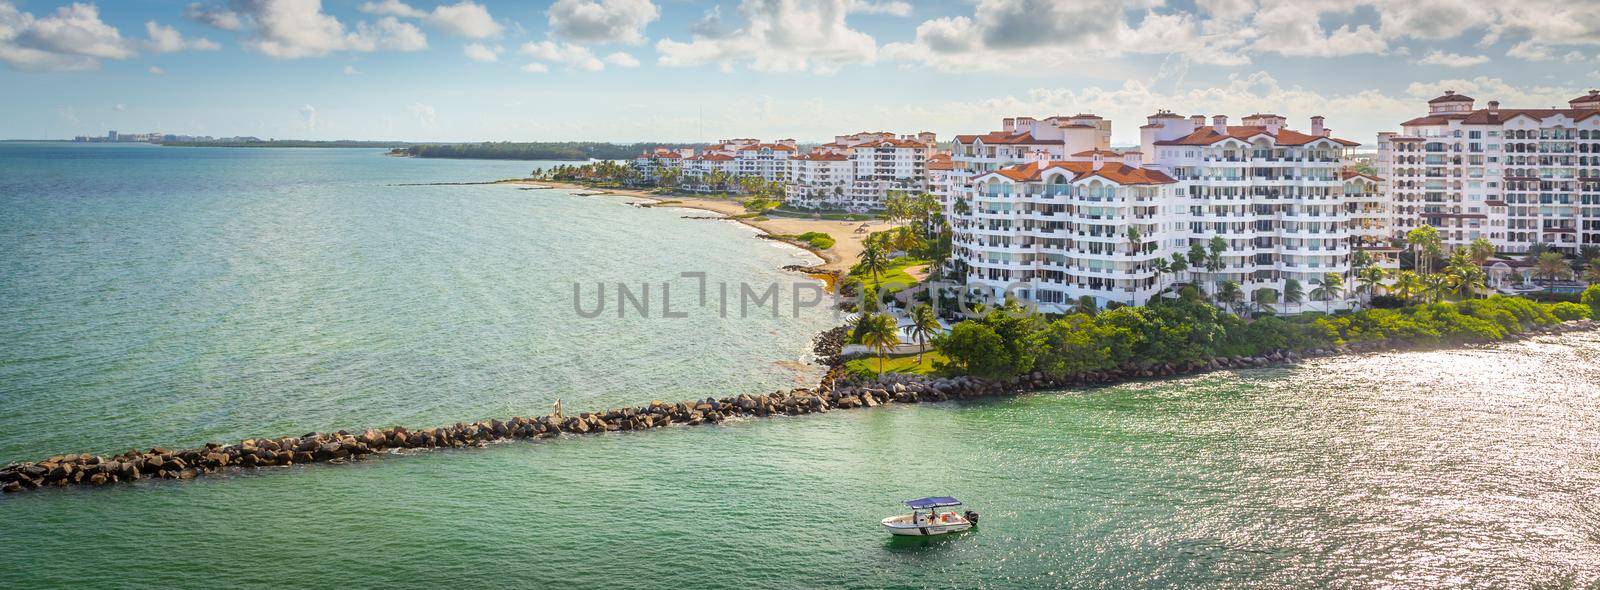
[881,496,978,536]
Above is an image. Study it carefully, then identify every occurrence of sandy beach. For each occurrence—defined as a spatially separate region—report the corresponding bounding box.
[507,180,891,279]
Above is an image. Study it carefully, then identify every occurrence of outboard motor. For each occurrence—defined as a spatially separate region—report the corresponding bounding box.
[964,510,979,524]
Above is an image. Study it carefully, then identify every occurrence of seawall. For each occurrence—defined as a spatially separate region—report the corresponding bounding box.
[4,320,1595,495]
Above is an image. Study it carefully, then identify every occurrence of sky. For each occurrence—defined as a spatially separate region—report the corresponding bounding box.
[2,0,1598,146]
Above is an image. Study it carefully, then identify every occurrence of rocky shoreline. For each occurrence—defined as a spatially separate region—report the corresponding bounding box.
[3,320,1594,495]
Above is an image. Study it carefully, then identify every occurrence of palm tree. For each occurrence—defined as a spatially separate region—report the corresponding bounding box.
[1393,270,1423,304]
[1534,251,1572,282]
[1444,251,1486,299]
[1356,265,1387,307]
[1215,280,1244,315]
[905,304,940,362]
[1073,295,1098,316]
[1253,287,1280,315]
[659,166,682,189]
[1150,257,1171,305]
[1584,260,1600,284]
[1407,225,1443,278]
[1126,226,1143,256]
[1283,278,1304,310]
[857,313,900,376]
[1205,236,1227,294]
[1468,237,1496,267]
[1168,253,1189,292]
[1310,272,1344,313]
[860,239,888,284]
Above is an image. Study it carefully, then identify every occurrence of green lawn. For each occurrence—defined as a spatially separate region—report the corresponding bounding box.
[844,351,947,377]
[852,256,929,296]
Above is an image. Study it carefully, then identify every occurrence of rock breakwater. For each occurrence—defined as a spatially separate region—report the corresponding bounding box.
[4,320,1593,495]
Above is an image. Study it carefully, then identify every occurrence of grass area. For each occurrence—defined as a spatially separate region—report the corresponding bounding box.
[782,231,835,250]
[852,256,929,296]
[845,351,947,377]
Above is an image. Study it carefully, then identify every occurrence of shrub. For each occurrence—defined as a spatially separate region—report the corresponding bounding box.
[1369,295,1407,309]
[1584,285,1600,315]
[1550,302,1591,321]
[791,231,835,250]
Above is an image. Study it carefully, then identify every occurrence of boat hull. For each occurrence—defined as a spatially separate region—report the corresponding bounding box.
[880,515,973,536]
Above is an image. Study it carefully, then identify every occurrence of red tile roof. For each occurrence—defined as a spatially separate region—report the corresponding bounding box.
[975,161,1176,186]
[794,153,847,161]
[1153,125,1359,147]
[926,153,953,171]
[1341,169,1383,182]
[1071,148,1123,157]
[953,132,1062,146]
[1573,90,1600,105]
[1429,91,1474,104]
[1401,108,1600,126]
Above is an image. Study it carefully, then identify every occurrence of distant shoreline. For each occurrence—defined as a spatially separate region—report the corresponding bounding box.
[504,179,889,279]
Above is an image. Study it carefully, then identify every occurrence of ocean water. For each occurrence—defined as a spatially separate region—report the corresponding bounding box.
[3,144,1599,589]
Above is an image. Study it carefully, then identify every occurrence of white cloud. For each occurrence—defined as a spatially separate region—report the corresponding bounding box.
[1507,40,1552,61]
[358,0,426,19]
[547,0,658,45]
[148,65,165,75]
[408,102,436,126]
[1403,76,1586,108]
[344,64,362,75]
[0,1,137,71]
[883,0,1253,71]
[1415,50,1489,68]
[185,2,243,30]
[463,41,498,62]
[521,40,604,71]
[230,0,428,58]
[520,61,548,73]
[1561,51,1588,63]
[656,0,878,74]
[363,0,501,38]
[112,103,125,111]
[847,1,911,17]
[298,104,318,131]
[603,51,639,67]
[145,21,219,53]
[427,1,502,39]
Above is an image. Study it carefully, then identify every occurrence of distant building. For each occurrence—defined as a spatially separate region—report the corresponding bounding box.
[1378,89,1600,253]
[784,131,940,210]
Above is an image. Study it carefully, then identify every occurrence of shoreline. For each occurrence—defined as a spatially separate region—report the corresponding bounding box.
[502,179,890,281]
[5,320,1595,495]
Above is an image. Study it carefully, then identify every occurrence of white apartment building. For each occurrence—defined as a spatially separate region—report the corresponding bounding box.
[631,138,796,191]
[785,131,939,210]
[1378,89,1600,253]
[949,112,1369,313]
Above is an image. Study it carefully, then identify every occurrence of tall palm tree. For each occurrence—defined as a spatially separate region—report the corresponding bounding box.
[905,304,940,363]
[1126,226,1143,256]
[1150,257,1171,305]
[1356,265,1387,307]
[1205,236,1227,294]
[1535,251,1572,282]
[1074,295,1098,316]
[1215,280,1244,315]
[1444,251,1486,299]
[1310,272,1345,313]
[1468,237,1496,267]
[858,313,900,376]
[1168,253,1189,291]
[1253,287,1280,315]
[1407,225,1443,279]
[1283,278,1304,310]
[860,239,888,284]
[1393,270,1423,304]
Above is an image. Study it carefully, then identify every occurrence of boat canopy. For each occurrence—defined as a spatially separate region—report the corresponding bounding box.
[903,496,961,509]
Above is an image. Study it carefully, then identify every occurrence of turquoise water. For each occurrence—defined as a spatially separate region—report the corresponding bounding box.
[3,144,1599,588]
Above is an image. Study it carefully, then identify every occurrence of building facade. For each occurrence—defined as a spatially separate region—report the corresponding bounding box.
[1378,90,1600,253]
[631,138,796,192]
[784,131,939,211]
[948,112,1371,313]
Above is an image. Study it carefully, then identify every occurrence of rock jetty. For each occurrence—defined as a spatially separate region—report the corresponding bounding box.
[3,319,1594,495]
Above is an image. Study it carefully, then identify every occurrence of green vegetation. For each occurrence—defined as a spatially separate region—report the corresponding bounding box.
[848,256,928,297]
[844,351,948,378]
[1584,285,1600,315]
[391,142,676,161]
[933,296,1589,381]
[782,232,835,250]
